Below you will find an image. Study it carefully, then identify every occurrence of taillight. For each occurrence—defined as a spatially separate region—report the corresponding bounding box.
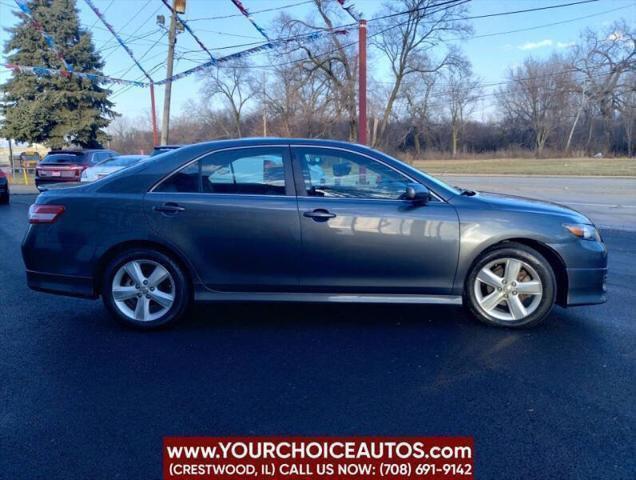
[29,205,66,224]
[0,170,6,178]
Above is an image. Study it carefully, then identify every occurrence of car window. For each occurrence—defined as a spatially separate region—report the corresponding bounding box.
[295,147,410,200]
[154,162,200,193]
[201,149,286,195]
[42,154,84,164]
[154,147,287,195]
[90,152,109,164]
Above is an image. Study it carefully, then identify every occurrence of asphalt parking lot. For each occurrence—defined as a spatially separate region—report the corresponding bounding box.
[1,193,635,479]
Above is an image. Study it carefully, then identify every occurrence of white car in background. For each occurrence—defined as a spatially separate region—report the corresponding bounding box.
[80,155,148,182]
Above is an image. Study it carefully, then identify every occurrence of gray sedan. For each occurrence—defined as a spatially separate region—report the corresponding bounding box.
[21,138,607,329]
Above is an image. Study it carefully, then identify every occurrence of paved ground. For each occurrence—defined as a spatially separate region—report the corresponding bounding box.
[439,175,636,231]
[1,195,635,479]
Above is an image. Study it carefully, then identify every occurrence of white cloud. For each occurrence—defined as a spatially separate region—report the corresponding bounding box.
[519,39,553,50]
[556,41,575,49]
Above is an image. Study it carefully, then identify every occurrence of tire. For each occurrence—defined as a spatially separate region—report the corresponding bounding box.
[0,192,8,205]
[102,248,191,329]
[463,242,556,328]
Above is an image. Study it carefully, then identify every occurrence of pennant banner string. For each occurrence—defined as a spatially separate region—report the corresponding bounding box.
[14,0,74,74]
[4,63,149,87]
[83,0,153,80]
[154,28,350,86]
[230,0,271,41]
[160,0,217,63]
[336,0,362,21]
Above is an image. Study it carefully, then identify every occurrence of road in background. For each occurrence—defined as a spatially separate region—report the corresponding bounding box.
[439,175,636,231]
[1,196,634,479]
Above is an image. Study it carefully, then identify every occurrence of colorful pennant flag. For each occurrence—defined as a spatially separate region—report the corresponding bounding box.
[230,0,272,41]
[4,63,149,87]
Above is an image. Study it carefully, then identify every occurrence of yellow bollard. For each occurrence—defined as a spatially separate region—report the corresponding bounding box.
[23,167,28,185]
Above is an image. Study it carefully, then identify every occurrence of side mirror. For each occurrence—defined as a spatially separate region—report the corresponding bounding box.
[404,183,431,204]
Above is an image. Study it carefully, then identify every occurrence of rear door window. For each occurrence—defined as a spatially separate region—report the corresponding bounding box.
[154,147,289,195]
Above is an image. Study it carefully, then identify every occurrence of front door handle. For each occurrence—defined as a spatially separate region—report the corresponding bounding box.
[303,209,336,221]
[153,203,185,215]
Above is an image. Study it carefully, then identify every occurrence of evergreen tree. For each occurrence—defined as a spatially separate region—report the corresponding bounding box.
[1,0,117,148]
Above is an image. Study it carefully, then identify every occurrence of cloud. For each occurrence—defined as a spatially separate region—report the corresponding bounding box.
[519,39,553,50]
[518,39,575,50]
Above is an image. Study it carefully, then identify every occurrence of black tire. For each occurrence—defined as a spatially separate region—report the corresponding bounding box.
[463,242,556,328]
[102,248,191,329]
[0,192,8,205]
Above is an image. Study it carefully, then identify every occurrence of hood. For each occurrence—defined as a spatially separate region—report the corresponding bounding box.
[476,191,592,224]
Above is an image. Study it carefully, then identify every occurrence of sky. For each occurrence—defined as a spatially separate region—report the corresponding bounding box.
[0,0,634,128]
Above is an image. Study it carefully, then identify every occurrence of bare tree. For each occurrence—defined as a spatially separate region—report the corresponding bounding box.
[401,71,438,156]
[372,0,471,147]
[278,2,359,140]
[499,56,573,157]
[200,59,257,137]
[442,63,481,157]
[617,71,636,157]
[574,20,635,154]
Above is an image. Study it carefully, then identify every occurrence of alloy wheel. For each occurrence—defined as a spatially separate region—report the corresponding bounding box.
[111,259,175,322]
[473,257,543,321]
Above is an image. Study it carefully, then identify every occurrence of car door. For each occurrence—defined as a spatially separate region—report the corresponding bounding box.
[146,145,301,291]
[292,146,460,294]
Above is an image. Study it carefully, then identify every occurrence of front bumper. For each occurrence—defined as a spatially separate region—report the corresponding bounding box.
[566,267,608,306]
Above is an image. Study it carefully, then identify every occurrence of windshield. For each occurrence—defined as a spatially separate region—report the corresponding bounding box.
[42,153,86,164]
[98,156,145,168]
[373,150,461,197]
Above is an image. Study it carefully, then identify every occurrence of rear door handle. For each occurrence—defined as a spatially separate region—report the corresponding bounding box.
[153,203,185,215]
[303,209,336,221]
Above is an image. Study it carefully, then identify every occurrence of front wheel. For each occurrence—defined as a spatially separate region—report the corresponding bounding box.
[102,249,191,329]
[464,243,556,328]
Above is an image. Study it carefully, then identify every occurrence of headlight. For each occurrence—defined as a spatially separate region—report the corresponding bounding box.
[563,223,601,242]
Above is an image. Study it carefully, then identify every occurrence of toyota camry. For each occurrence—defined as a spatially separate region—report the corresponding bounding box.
[21,138,608,329]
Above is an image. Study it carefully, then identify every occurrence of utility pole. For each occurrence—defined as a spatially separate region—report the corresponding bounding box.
[161,0,178,145]
[358,19,367,145]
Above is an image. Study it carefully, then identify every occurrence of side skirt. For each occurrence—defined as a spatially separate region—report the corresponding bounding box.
[194,288,463,305]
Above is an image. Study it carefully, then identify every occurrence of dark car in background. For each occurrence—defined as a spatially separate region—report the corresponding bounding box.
[22,138,608,330]
[0,169,9,204]
[35,149,118,189]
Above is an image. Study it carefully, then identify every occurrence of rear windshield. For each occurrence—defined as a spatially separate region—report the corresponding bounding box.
[100,156,144,167]
[42,153,87,164]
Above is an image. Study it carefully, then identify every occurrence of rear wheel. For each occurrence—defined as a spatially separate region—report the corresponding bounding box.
[464,243,556,328]
[0,192,8,204]
[102,249,191,329]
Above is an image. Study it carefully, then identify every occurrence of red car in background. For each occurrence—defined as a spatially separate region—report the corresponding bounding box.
[35,149,118,190]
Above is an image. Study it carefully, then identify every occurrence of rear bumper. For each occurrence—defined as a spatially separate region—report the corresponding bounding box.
[35,177,80,186]
[566,267,608,306]
[26,270,97,299]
